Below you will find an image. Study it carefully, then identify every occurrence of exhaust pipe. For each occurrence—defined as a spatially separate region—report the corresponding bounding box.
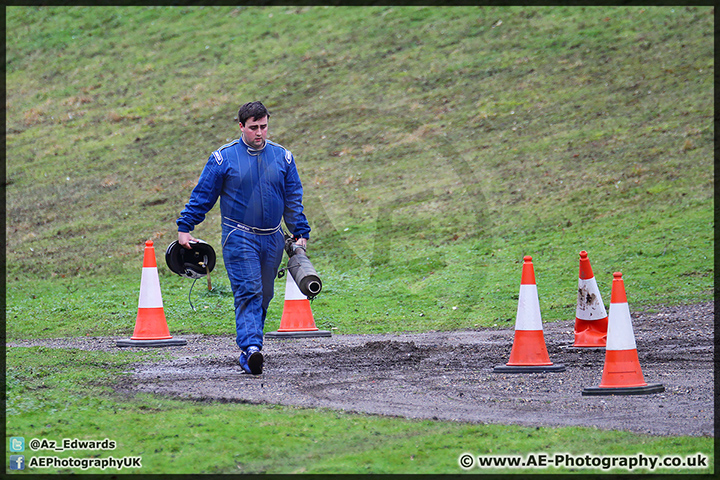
[284,237,323,299]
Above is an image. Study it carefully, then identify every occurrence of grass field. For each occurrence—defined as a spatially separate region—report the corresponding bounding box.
[5,5,714,474]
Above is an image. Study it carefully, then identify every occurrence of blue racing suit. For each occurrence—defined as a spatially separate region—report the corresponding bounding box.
[176,137,310,351]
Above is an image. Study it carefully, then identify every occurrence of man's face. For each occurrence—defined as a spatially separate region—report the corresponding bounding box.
[240,116,268,149]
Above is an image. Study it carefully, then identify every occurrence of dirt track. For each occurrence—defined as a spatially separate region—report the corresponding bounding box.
[8,302,714,437]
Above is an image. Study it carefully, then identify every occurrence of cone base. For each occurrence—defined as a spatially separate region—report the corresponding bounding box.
[131,307,172,340]
[265,330,332,339]
[493,364,566,373]
[582,383,665,396]
[571,334,607,348]
[563,345,605,351]
[571,341,607,348]
[117,338,187,347]
[572,318,608,348]
[505,330,555,366]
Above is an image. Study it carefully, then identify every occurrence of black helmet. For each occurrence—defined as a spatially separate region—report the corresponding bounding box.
[165,240,216,279]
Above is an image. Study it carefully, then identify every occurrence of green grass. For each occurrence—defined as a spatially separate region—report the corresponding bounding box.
[5,6,713,329]
[5,5,714,475]
[5,347,713,475]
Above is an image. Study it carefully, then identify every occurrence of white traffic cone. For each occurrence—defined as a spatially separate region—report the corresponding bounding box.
[570,250,608,348]
[494,256,565,373]
[265,272,330,339]
[117,240,186,347]
[582,272,664,395]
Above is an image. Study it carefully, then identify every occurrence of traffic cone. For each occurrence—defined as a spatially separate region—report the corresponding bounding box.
[569,250,608,348]
[582,272,664,395]
[117,240,187,347]
[265,272,331,339]
[494,256,565,373]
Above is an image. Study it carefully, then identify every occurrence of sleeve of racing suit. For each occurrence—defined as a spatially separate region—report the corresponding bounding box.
[176,156,223,233]
[283,153,311,239]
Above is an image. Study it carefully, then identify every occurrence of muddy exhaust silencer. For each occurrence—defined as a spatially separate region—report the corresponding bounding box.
[284,237,322,299]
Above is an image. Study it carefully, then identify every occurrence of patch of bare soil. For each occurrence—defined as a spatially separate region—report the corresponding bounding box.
[8,302,714,437]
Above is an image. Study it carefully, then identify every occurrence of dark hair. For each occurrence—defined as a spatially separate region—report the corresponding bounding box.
[238,101,270,125]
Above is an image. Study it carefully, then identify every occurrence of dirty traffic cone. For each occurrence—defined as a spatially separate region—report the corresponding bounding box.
[569,250,608,348]
[582,272,664,395]
[117,240,187,347]
[265,272,331,339]
[494,256,565,373]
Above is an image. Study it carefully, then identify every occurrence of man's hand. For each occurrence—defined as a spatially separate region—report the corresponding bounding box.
[295,237,307,249]
[178,231,198,249]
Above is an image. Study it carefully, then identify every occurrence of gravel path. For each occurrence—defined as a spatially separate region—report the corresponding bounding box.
[8,302,714,437]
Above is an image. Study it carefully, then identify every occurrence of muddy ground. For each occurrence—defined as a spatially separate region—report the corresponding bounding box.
[8,302,714,437]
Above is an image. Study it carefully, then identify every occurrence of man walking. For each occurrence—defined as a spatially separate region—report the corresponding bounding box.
[176,101,311,374]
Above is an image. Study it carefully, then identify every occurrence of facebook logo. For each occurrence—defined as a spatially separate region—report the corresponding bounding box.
[10,455,25,470]
[10,436,25,452]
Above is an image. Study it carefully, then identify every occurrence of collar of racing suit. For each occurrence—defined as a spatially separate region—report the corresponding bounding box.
[241,136,266,156]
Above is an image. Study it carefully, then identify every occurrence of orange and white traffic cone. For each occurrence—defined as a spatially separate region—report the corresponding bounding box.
[494,256,565,373]
[570,250,608,348]
[117,240,187,347]
[582,272,664,395]
[265,272,331,339]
